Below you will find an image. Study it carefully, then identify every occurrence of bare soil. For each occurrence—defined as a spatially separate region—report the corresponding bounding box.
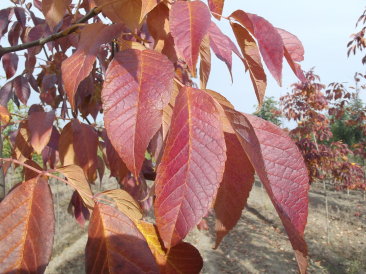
[44,179,366,274]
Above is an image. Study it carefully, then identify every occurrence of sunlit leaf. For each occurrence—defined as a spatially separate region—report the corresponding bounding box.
[0,177,54,273]
[102,49,174,177]
[231,23,267,107]
[208,0,224,20]
[226,110,309,273]
[170,1,211,76]
[85,203,159,273]
[42,0,71,30]
[56,165,95,209]
[155,86,226,248]
[231,10,284,85]
[102,189,143,220]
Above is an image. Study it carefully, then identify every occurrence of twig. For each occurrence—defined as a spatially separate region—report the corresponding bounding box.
[0,7,101,58]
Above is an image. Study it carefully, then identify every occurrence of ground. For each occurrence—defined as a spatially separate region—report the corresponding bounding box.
[42,177,366,274]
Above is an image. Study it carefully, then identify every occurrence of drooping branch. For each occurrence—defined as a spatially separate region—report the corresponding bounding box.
[0,7,101,58]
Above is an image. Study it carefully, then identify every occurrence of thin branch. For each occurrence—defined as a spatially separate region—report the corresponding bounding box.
[0,157,100,203]
[0,7,101,58]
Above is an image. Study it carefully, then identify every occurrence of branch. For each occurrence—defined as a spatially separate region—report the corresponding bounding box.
[0,7,101,58]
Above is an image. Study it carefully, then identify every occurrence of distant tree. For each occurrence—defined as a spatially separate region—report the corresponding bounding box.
[254,96,282,126]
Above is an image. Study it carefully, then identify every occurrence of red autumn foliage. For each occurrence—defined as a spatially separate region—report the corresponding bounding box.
[0,1,312,273]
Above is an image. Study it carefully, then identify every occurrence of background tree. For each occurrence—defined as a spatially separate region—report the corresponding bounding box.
[0,1,310,273]
[253,96,282,126]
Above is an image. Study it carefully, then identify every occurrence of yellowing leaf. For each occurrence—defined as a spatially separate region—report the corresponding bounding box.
[56,165,95,209]
[102,189,143,220]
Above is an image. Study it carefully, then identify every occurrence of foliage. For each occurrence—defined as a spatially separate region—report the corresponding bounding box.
[0,0,311,273]
[280,70,365,190]
[253,96,282,126]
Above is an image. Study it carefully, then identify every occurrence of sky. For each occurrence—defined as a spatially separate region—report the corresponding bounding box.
[0,0,365,115]
[208,0,366,113]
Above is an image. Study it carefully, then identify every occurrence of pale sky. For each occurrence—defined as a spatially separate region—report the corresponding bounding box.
[0,0,365,114]
[209,0,366,112]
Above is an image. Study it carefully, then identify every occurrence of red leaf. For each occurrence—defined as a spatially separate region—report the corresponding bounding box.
[0,8,12,39]
[231,23,267,107]
[214,133,255,248]
[208,0,224,20]
[227,110,309,273]
[0,177,54,273]
[231,10,284,85]
[208,21,235,80]
[101,130,129,180]
[102,49,174,177]
[276,28,306,82]
[42,0,71,30]
[71,120,98,182]
[28,110,55,154]
[137,221,203,273]
[42,126,60,169]
[61,23,123,109]
[68,190,90,227]
[155,86,226,248]
[170,1,211,76]
[8,21,22,47]
[95,0,143,31]
[85,203,159,273]
[199,34,211,89]
[13,75,30,105]
[59,120,98,182]
[2,52,18,79]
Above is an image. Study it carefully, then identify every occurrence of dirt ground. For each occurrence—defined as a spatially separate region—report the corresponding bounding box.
[43,178,366,274]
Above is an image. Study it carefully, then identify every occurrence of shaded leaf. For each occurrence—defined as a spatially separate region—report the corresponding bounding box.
[231,10,284,85]
[155,86,226,248]
[59,121,76,166]
[8,21,22,46]
[140,0,159,22]
[61,23,123,109]
[23,159,43,181]
[0,80,14,106]
[137,221,203,273]
[56,165,95,209]
[199,34,211,89]
[0,177,54,273]
[170,1,211,76]
[14,121,33,162]
[2,53,18,79]
[71,120,98,182]
[101,130,129,180]
[42,126,60,169]
[68,190,90,227]
[85,203,159,273]
[231,23,267,107]
[102,189,143,220]
[102,49,174,177]
[0,8,12,39]
[42,0,71,30]
[147,2,170,51]
[28,110,55,154]
[208,21,234,80]
[214,133,255,248]
[13,75,30,105]
[226,110,309,273]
